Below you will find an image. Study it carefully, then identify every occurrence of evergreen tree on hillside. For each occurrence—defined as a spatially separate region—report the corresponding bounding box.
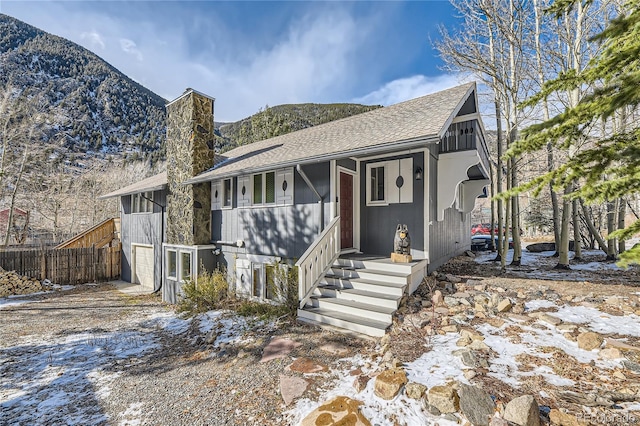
[511,0,640,265]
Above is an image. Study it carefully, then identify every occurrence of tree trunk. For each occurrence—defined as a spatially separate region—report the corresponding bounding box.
[606,200,617,260]
[4,150,28,246]
[580,198,609,254]
[510,156,522,266]
[572,197,582,260]
[490,163,496,252]
[618,197,626,254]
[556,191,572,269]
[494,100,504,262]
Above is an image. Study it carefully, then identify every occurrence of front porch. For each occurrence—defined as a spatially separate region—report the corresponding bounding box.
[297,253,428,337]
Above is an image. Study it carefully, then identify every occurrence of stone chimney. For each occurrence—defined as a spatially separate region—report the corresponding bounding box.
[165,89,215,245]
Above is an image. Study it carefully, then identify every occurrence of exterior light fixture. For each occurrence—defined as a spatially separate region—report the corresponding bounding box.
[415,166,423,181]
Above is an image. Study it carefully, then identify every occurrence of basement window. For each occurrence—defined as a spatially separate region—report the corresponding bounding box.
[166,250,177,280]
[180,252,192,282]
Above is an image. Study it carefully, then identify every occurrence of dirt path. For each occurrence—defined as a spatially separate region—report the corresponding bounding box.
[0,284,372,426]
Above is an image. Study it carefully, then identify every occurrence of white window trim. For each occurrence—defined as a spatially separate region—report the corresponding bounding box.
[166,249,177,280]
[251,171,276,206]
[365,158,413,206]
[366,161,390,206]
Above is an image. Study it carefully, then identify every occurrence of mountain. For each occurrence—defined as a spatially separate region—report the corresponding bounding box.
[216,103,381,152]
[0,14,167,164]
[1,14,381,164]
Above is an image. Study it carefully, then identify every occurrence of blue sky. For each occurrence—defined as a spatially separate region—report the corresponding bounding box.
[1,1,467,122]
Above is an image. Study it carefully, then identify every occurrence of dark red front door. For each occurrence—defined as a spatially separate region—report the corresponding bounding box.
[339,172,354,249]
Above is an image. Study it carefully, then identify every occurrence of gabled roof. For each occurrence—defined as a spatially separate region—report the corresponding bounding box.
[98,171,167,200]
[186,82,476,184]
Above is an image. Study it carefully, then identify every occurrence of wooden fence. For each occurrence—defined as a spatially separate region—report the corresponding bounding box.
[0,245,121,285]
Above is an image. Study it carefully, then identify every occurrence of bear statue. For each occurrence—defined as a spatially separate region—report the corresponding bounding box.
[393,224,411,255]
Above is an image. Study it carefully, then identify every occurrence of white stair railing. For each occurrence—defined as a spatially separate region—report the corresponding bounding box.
[296,216,341,309]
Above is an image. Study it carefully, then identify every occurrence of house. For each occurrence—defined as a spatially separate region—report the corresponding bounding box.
[100,83,491,336]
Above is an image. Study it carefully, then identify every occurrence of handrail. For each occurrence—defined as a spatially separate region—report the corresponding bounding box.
[296,216,341,309]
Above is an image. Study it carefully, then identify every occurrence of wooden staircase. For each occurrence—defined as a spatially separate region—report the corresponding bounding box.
[297,255,428,337]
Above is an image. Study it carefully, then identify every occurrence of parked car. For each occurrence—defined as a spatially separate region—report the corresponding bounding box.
[471,223,497,235]
[471,234,513,251]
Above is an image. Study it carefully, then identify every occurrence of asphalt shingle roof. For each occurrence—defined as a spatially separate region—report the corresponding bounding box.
[98,171,167,200]
[99,82,477,198]
[186,82,475,184]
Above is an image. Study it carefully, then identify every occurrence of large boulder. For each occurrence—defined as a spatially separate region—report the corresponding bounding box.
[503,395,540,426]
[577,332,603,351]
[458,384,496,426]
[427,384,460,414]
[301,396,371,426]
[374,368,407,400]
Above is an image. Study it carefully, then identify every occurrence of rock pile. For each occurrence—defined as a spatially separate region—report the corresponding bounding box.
[0,269,43,297]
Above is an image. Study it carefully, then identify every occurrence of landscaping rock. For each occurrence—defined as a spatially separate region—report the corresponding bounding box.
[353,375,370,393]
[261,337,302,362]
[279,375,309,405]
[548,409,586,426]
[458,383,496,426]
[300,396,372,426]
[446,274,462,284]
[405,382,427,399]
[599,348,622,359]
[469,339,491,351]
[538,313,563,326]
[497,299,513,313]
[427,384,460,414]
[605,338,640,352]
[622,360,640,374]
[287,357,328,374]
[503,395,540,426]
[577,332,603,351]
[432,290,444,305]
[373,368,407,400]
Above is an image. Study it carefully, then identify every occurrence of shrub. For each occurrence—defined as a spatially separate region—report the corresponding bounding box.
[177,268,229,316]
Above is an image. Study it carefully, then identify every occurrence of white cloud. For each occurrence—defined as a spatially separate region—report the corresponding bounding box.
[80,31,105,50]
[353,74,469,106]
[119,38,143,61]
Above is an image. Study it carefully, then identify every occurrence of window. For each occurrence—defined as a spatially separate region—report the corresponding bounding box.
[366,158,414,206]
[132,191,154,213]
[223,178,232,208]
[253,174,263,204]
[370,166,385,202]
[265,172,275,204]
[167,250,177,279]
[181,252,192,282]
[252,172,276,206]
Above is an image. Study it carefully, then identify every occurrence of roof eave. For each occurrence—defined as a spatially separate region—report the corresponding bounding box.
[98,184,167,200]
[184,135,441,185]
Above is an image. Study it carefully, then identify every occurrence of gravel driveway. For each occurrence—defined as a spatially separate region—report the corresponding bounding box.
[0,284,371,426]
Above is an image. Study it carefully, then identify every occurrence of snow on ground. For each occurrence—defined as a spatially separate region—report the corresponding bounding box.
[0,308,258,425]
[0,285,76,309]
[474,247,632,281]
[286,298,640,425]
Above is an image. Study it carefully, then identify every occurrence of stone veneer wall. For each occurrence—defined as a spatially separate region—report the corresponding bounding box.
[166,91,215,245]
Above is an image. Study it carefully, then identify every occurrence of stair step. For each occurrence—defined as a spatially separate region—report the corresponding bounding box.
[311,296,395,322]
[297,307,389,337]
[331,267,410,285]
[348,278,406,297]
[317,286,401,309]
[337,257,418,274]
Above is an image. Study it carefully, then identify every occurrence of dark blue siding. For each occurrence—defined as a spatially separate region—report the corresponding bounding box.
[120,189,166,290]
[360,153,425,256]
